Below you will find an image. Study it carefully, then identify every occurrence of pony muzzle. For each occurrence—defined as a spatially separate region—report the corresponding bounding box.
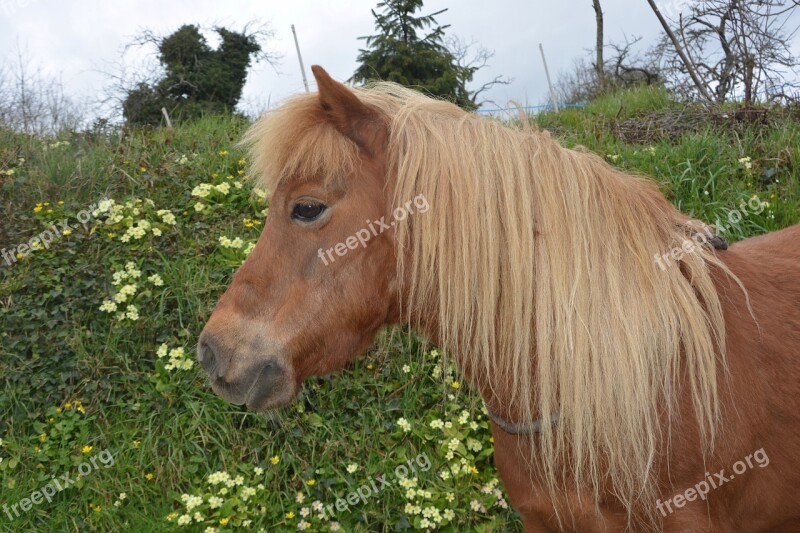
[197,329,296,411]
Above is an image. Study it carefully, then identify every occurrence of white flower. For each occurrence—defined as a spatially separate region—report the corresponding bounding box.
[148,274,164,286]
[157,210,177,225]
[194,202,205,212]
[156,344,169,358]
[397,417,411,432]
[99,300,117,313]
[125,305,139,321]
[207,471,230,485]
[192,184,213,198]
[429,419,444,429]
[177,514,191,525]
[402,364,411,373]
[184,494,203,511]
[208,496,223,509]
[346,463,358,474]
[214,183,231,195]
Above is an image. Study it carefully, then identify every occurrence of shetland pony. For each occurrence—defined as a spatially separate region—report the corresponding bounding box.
[198,66,800,531]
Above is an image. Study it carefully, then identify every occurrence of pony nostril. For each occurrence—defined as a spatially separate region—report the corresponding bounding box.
[198,338,219,375]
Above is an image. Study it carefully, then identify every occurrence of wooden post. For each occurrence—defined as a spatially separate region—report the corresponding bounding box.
[539,43,559,112]
[160,107,173,129]
[291,24,310,93]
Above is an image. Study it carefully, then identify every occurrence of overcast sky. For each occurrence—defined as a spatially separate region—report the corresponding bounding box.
[0,0,741,117]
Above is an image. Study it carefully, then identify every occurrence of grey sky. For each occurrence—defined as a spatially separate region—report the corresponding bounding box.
[0,0,727,115]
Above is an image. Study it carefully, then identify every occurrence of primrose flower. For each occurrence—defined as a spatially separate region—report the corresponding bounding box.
[99,300,118,313]
[125,305,140,321]
[208,471,230,485]
[346,463,358,474]
[157,210,176,225]
[397,417,411,432]
[192,184,213,198]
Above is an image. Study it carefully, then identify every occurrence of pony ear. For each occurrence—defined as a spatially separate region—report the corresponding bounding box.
[311,65,383,156]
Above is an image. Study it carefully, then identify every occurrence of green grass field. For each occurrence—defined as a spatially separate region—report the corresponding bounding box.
[1,88,798,532]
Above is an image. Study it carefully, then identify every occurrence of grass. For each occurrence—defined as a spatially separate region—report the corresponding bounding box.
[1,88,798,532]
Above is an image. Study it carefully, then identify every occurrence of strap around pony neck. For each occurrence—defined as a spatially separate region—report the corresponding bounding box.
[486,405,559,436]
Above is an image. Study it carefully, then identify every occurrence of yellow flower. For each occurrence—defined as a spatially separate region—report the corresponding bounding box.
[270,455,280,465]
[226,175,234,180]
[133,440,141,448]
[367,363,374,369]
[306,479,315,486]
[107,233,115,238]
[470,466,478,474]
[218,150,229,156]
[33,206,43,213]
[451,381,461,389]
[48,417,54,423]
[34,446,41,452]
[237,169,244,175]
[82,445,93,454]
[285,512,295,519]
[58,200,64,205]
[62,229,72,236]
[238,158,246,165]
[64,402,72,409]
[56,407,62,413]
[76,405,85,414]
[140,167,147,173]
[219,518,229,526]
[46,209,53,214]
[145,473,154,480]
[93,504,101,512]
[489,436,494,443]
[43,202,50,206]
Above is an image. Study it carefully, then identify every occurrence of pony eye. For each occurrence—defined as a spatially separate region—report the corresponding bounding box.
[291,201,327,222]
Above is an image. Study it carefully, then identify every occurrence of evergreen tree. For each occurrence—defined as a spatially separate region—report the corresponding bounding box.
[353,0,477,110]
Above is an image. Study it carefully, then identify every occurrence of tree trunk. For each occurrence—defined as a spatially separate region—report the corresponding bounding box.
[646,0,714,102]
[592,0,605,90]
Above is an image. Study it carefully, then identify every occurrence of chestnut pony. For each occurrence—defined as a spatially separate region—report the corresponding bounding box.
[198,66,800,532]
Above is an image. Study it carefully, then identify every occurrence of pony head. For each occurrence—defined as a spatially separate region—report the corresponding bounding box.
[197,66,400,410]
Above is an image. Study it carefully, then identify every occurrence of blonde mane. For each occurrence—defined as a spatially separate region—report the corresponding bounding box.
[244,83,734,526]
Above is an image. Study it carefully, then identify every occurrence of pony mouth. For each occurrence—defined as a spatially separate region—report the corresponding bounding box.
[209,360,298,412]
